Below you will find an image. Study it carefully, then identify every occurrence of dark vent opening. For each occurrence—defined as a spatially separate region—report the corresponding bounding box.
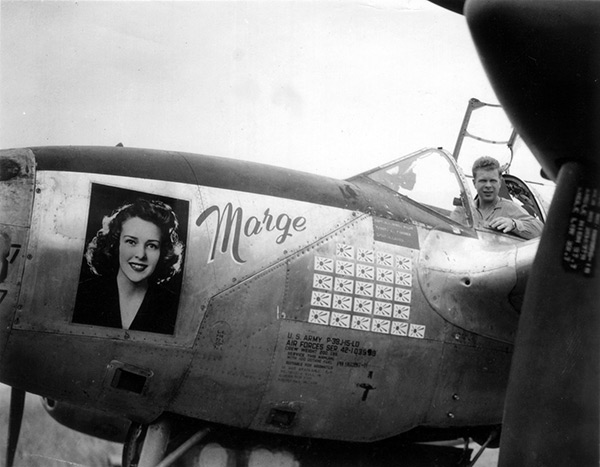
[111,368,147,394]
[267,408,297,428]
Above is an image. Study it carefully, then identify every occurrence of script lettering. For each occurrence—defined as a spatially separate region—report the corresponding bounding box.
[196,203,307,264]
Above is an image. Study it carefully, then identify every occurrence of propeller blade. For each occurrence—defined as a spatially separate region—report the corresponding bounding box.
[427,0,466,15]
[465,0,600,180]
[465,0,600,464]
[6,387,26,467]
[503,164,598,465]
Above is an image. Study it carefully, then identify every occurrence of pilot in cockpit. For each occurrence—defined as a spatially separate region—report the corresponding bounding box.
[470,156,543,239]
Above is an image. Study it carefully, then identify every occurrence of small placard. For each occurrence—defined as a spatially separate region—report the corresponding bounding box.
[373,218,419,249]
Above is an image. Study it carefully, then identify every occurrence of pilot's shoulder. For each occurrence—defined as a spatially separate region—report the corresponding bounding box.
[498,198,532,216]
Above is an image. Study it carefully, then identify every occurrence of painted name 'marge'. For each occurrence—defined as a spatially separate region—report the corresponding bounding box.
[196,203,307,263]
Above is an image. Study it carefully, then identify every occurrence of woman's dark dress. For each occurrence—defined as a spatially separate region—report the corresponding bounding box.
[72,276,178,335]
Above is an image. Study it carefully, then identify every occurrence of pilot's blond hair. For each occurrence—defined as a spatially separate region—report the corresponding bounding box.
[472,156,501,178]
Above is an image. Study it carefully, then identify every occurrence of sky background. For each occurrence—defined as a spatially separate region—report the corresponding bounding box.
[1,0,547,183]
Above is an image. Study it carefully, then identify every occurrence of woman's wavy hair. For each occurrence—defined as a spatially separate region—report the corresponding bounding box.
[85,198,184,284]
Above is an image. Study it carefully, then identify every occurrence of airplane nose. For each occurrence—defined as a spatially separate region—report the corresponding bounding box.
[0,149,36,365]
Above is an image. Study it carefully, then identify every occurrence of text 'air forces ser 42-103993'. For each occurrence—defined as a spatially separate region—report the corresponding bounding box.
[1,1,599,466]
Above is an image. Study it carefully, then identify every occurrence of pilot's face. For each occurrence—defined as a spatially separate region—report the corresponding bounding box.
[118,217,162,284]
[473,168,501,206]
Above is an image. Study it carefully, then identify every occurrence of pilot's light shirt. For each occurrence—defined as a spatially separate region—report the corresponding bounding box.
[475,198,543,240]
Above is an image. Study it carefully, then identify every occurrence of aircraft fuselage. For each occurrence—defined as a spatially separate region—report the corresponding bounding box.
[0,146,537,443]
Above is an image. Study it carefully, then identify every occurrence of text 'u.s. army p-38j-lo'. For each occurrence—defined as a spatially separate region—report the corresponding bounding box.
[1,0,598,466]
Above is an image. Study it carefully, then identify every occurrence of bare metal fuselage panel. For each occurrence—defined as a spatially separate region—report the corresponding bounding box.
[0,146,535,442]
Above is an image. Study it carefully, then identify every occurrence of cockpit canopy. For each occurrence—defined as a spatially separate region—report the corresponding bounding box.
[361,148,473,227]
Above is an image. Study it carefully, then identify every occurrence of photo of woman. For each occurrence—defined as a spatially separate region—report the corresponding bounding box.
[73,193,186,335]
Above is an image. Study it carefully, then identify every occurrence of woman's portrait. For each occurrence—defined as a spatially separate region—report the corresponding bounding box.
[73,185,188,335]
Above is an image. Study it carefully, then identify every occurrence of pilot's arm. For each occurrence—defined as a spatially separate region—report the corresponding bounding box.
[489,200,544,239]
[512,215,544,239]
